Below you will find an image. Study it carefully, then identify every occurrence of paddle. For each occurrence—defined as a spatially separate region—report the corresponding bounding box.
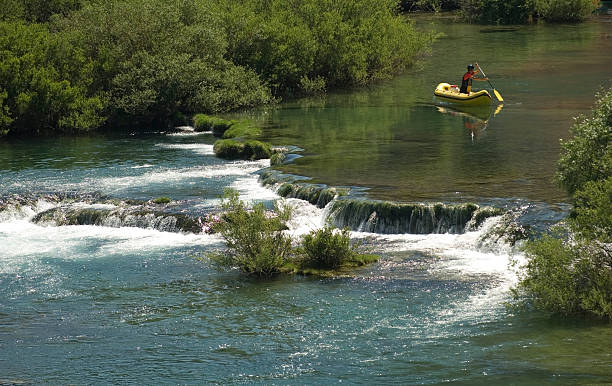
[475,63,504,102]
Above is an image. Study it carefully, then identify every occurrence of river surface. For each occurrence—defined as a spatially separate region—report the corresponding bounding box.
[1,14,612,384]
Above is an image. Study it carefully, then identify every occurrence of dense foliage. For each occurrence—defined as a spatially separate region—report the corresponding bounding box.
[460,0,597,24]
[0,0,434,137]
[516,87,612,319]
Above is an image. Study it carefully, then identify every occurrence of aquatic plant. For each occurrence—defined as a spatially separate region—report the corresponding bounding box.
[209,189,293,276]
[299,226,354,269]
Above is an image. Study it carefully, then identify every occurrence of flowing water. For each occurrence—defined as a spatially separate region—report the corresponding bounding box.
[1,14,612,384]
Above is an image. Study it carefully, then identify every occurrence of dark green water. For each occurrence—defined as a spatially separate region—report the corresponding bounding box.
[1,15,612,384]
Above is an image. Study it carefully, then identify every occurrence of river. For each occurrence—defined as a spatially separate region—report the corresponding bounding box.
[1,13,611,384]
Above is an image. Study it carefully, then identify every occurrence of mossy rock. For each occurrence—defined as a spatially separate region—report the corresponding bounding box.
[222,121,262,139]
[213,139,271,160]
[193,114,233,135]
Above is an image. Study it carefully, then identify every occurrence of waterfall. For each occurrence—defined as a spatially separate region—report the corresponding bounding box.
[31,204,203,233]
[327,199,503,235]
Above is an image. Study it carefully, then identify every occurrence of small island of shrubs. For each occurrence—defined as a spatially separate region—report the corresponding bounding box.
[206,189,379,277]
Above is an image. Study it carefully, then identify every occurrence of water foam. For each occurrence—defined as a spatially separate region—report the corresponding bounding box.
[155,143,215,155]
[86,159,270,192]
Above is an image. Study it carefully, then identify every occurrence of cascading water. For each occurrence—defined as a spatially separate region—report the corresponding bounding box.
[5,13,609,380]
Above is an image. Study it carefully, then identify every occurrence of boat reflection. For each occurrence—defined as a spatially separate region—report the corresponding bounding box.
[434,103,504,141]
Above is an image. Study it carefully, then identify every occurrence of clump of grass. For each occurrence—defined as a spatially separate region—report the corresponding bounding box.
[152,196,171,204]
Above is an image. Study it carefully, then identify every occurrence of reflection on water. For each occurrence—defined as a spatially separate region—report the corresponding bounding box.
[242,15,612,204]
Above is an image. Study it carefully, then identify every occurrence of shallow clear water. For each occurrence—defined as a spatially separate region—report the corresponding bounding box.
[1,15,612,385]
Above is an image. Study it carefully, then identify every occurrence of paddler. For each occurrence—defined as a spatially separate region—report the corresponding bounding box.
[460,63,488,94]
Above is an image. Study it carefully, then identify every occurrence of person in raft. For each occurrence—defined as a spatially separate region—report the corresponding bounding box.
[460,63,488,94]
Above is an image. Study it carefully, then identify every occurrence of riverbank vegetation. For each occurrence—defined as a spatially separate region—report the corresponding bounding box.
[208,190,378,276]
[403,0,598,23]
[515,87,612,319]
[0,0,435,138]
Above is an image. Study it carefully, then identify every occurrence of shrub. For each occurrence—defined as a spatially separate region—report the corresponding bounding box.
[460,0,598,24]
[243,140,272,160]
[220,0,436,94]
[460,0,534,24]
[534,0,597,22]
[557,87,612,195]
[300,226,354,269]
[209,189,293,276]
[516,230,612,318]
[0,21,105,137]
[516,87,612,319]
[299,76,326,96]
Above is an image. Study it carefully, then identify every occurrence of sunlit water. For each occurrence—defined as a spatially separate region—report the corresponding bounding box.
[1,15,612,384]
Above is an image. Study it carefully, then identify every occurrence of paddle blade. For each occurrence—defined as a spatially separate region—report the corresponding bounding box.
[493,89,504,102]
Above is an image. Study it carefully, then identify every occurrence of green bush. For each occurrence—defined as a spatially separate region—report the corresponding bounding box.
[0,21,105,137]
[533,0,597,22]
[220,0,436,95]
[460,0,598,24]
[517,231,612,318]
[460,0,534,24]
[516,87,612,319]
[572,177,612,243]
[213,139,244,159]
[193,114,230,133]
[209,189,293,276]
[300,226,354,269]
[270,152,287,166]
[557,88,612,195]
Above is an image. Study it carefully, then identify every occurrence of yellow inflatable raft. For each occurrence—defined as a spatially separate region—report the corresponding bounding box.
[433,83,492,106]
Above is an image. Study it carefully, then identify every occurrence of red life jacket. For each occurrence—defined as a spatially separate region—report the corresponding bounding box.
[460,72,474,94]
